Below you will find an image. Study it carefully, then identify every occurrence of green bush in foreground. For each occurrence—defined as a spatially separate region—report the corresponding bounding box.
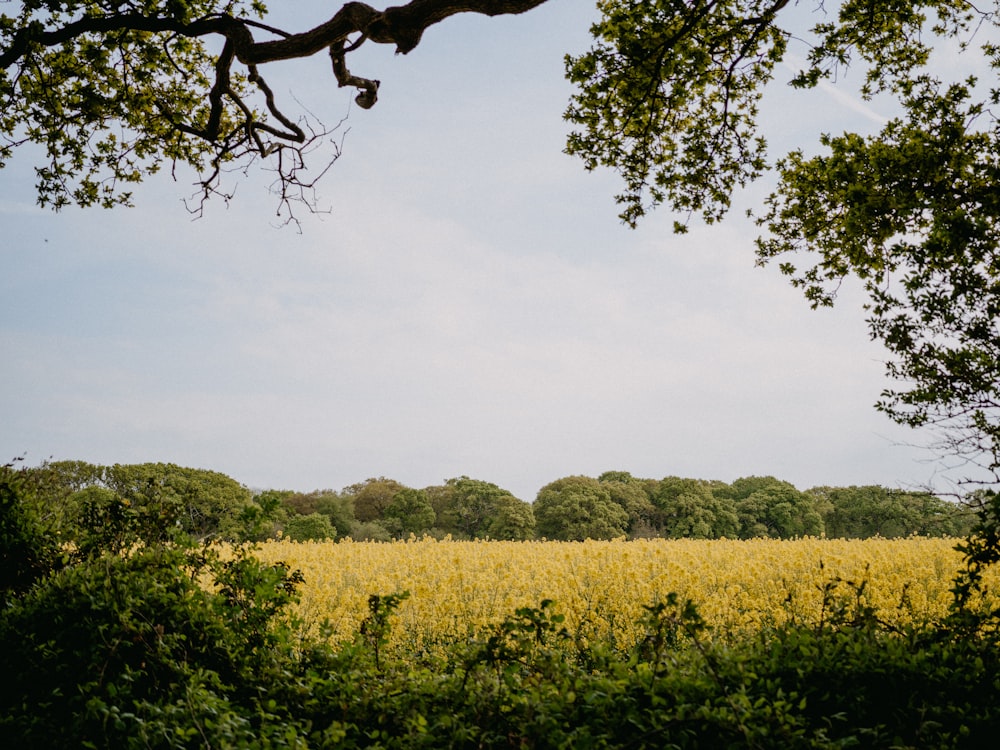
[2,464,999,748]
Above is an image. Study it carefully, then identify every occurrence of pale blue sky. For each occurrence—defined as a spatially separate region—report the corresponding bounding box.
[0,1,961,499]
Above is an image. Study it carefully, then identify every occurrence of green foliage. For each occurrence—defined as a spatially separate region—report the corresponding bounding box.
[239,488,291,541]
[102,462,256,540]
[757,76,1000,477]
[21,462,975,543]
[949,489,1000,625]
[0,0,291,211]
[1,1,551,218]
[811,485,976,539]
[565,0,783,228]
[565,1,1000,479]
[0,0,244,209]
[279,489,355,538]
[343,477,408,524]
[358,591,411,671]
[283,511,337,542]
[429,476,535,540]
[383,488,436,537]
[720,476,824,538]
[652,476,740,538]
[3,466,1000,748]
[276,581,1000,748]
[17,459,103,536]
[348,519,395,541]
[0,461,61,608]
[534,475,630,540]
[71,484,169,556]
[0,540,308,749]
[482,492,536,540]
[599,470,659,536]
[26,460,261,544]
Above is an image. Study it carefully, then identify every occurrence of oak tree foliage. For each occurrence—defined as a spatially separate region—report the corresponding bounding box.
[428,476,536,540]
[534,475,630,540]
[0,0,547,219]
[564,0,1000,483]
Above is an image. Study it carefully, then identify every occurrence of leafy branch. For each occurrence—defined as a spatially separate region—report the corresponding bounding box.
[0,0,550,218]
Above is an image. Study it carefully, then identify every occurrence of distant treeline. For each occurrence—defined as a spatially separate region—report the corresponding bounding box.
[22,461,977,544]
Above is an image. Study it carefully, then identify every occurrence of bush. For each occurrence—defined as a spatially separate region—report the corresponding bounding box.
[0,462,61,608]
[3,460,1000,749]
[0,528,307,747]
[284,512,337,541]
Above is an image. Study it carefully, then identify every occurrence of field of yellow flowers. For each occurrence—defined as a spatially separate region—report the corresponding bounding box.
[255,536,992,652]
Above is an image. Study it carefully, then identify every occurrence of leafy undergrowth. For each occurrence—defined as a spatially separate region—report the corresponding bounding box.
[3,466,999,748]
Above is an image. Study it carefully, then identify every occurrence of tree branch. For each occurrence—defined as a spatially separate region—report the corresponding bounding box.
[1,1,551,68]
[0,0,552,215]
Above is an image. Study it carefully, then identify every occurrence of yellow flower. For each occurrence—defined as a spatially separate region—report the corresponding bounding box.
[253,537,996,656]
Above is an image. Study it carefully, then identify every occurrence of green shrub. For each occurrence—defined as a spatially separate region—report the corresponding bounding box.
[2,465,1000,749]
[284,512,337,541]
[0,538,307,748]
[0,462,61,608]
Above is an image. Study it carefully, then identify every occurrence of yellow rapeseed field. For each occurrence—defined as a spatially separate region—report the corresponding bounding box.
[254,537,993,653]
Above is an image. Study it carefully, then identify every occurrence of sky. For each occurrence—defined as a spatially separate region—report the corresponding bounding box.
[0,1,964,501]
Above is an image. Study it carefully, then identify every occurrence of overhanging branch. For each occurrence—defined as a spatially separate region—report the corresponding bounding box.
[0,0,552,215]
[2,0,553,141]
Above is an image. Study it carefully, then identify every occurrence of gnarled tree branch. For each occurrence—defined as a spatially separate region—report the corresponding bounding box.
[0,0,551,217]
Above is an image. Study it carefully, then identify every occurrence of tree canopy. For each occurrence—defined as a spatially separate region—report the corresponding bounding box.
[18,459,977,541]
[564,0,1000,486]
[0,0,547,216]
[534,475,631,540]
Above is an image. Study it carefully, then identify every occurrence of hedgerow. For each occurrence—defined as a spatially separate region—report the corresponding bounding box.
[2,463,999,748]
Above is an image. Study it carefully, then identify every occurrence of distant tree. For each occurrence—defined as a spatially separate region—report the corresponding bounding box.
[383,488,436,537]
[23,460,104,535]
[719,476,824,539]
[484,493,536,541]
[596,471,636,484]
[598,471,658,537]
[102,463,255,540]
[906,492,977,537]
[282,489,354,538]
[283,512,337,542]
[26,460,256,542]
[348,520,393,542]
[814,485,901,539]
[282,491,325,517]
[651,477,740,539]
[424,483,453,523]
[315,491,355,537]
[342,477,408,523]
[428,477,534,540]
[813,485,976,539]
[240,489,292,541]
[29,459,103,494]
[533,476,629,541]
